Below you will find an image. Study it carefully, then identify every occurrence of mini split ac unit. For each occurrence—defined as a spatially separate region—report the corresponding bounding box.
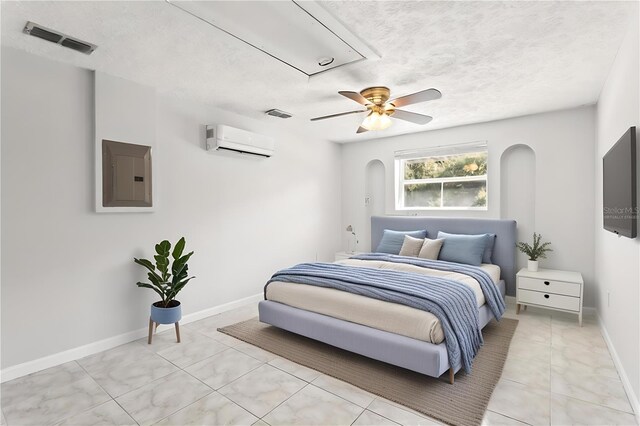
[206,124,274,158]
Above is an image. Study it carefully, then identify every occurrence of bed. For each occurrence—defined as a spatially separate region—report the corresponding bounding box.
[258,216,517,383]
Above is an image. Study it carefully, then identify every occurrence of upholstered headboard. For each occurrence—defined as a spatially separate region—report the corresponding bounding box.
[371,216,517,296]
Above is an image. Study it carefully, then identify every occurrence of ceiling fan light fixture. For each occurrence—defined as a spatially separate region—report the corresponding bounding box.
[311,86,440,133]
[361,112,376,130]
[377,113,392,130]
[362,111,392,131]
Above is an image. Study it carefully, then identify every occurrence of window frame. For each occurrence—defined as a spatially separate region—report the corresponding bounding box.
[395,146,489,211]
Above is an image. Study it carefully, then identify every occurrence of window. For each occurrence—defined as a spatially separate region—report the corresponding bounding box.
[395,143,488,210]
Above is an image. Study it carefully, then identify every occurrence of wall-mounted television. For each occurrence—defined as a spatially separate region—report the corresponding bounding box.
[603,126,637,238]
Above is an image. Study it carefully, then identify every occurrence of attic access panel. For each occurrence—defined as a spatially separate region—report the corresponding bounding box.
[169,1,367,76]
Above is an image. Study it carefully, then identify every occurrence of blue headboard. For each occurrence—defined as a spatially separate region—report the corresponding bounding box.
[371,216,517,296]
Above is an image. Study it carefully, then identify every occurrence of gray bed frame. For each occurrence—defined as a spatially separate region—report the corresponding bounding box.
[259,216,517,383]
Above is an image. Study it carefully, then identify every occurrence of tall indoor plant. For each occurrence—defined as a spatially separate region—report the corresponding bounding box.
[134,237,195,343]
[516,232,552,272]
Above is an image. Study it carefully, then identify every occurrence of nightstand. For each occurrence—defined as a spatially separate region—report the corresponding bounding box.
[516,268,584,326]
[335,251,364,261]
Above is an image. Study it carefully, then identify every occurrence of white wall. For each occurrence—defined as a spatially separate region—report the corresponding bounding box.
[94,71,157,213]
[0,47,341,370]
[594,8,640,412]
[341,107,596,301]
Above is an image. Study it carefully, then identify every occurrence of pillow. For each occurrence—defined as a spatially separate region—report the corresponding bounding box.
[418,238,444,260]
[483,233,496,264]
[376,229,427,254]
[399,235,424,257]
[437,231,487,266]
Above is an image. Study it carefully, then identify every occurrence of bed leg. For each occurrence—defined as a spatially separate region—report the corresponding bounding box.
[449,368,455,384]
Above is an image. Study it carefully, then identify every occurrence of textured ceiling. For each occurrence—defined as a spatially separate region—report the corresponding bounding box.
[1,1,634,143]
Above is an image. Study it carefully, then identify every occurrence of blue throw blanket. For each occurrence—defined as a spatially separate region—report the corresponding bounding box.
[265,254,505,373]
[352,253,506,319]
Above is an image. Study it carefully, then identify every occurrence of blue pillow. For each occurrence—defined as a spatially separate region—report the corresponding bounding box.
[483,233,496,264]
[437,231,487,266]
[376,229,427,254]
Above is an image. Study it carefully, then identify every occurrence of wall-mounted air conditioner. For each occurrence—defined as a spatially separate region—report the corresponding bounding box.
[206,124,274,158]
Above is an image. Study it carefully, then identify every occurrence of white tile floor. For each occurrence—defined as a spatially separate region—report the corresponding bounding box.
[1,301,637,426]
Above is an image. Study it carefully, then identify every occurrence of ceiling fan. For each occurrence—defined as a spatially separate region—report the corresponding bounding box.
[310,86,441,133]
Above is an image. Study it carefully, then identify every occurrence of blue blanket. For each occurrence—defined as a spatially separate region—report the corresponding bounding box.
[265,255,505,373]
[352,253,506,319]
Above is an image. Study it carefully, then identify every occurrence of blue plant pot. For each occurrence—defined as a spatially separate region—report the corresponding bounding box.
[150,301,182,324]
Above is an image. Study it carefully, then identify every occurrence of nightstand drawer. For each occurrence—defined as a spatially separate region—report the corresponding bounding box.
[518,289,580,312]
[518,277,580,297]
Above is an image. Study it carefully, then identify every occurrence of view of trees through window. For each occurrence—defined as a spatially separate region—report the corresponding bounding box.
[399,151,488,209]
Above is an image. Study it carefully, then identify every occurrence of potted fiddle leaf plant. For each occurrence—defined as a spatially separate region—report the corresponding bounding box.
[516,232,552,272]
[134,237,195,344]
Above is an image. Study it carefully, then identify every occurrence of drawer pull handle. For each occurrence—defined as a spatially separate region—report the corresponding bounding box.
[544,281,550,285]
[544,294,550,299]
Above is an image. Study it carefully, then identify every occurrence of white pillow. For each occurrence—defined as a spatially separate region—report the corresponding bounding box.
[418,238,445,260]
[399,235,424,257]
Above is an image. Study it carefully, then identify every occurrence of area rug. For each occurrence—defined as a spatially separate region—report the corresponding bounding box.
[219,317,518,426]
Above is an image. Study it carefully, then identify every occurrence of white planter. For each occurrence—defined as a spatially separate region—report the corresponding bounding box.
[528,260,539,272]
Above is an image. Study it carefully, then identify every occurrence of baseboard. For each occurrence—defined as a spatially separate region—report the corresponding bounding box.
[0,293,263,383]
[154,293,262,333]
[597,313,640,422]
[505,295,597,318]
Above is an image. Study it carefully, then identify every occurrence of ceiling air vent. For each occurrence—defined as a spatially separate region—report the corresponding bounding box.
[61,38,95,54]
[28,25,63,43]
[23,21,97,55]
[265,109,292,119]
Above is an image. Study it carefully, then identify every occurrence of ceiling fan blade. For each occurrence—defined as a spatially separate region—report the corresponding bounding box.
[310,110,367,121]
[392,109,433,125]
[356,126,369,134]
[389,88,441,108]
[339,91,372,106]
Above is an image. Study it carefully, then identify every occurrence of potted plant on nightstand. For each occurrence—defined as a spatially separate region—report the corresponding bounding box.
[134,237,195,344]
[517,232,552,272]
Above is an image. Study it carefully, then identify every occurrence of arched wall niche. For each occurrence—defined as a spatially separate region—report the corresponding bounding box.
[364,159,386,251]
[500,144,536,273]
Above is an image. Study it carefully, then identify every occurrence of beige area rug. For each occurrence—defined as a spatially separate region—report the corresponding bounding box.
[219,317,518,426]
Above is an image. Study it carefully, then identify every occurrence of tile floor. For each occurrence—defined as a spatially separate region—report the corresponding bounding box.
[1,301,637,426]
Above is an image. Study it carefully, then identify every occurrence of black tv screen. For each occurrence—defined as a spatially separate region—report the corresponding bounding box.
[603,126,637,238]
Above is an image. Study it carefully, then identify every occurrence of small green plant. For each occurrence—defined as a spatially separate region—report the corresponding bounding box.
[134,237,195,308]
[517,233,552,261]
